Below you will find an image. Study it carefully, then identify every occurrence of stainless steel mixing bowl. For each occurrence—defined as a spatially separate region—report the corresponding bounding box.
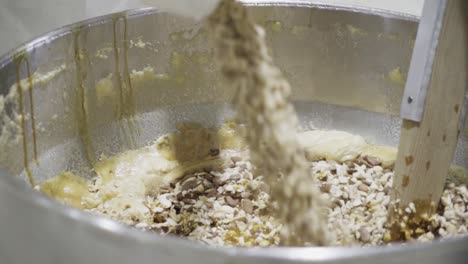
[0,1,467,263]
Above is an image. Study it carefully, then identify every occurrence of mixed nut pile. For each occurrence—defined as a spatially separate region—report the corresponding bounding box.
[126,150,281,246]
[115,149,468,246]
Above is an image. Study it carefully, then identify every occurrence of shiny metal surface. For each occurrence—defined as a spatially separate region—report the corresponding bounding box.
[400,0,447,122]
[0,2,467,264]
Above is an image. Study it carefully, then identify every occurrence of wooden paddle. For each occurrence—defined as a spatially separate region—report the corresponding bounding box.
[391,0,467,215]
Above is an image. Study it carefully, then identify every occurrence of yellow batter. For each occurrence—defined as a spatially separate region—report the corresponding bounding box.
[40,123,396,216]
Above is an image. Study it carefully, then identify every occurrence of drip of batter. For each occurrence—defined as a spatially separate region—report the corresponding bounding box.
[208,0,330,246]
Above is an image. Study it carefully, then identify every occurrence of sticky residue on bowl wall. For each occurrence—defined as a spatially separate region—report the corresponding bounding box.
[0,54,67,186]
[387,67,406,86]
[95,74,115,104]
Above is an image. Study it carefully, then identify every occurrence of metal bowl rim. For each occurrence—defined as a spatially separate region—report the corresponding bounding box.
[2,2,462,262]
[0,0,419,68]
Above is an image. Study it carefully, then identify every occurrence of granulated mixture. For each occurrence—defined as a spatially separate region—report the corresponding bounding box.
[207,0,329,246]
[39,124,468,246]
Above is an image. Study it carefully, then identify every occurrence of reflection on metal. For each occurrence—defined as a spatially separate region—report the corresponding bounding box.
[400,0,447,122]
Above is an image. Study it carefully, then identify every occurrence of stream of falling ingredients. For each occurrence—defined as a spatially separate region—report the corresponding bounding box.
[207,0,332,246]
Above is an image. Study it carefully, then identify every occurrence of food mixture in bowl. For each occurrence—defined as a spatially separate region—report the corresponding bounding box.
[39,122,468,247]
[35,0,468,247]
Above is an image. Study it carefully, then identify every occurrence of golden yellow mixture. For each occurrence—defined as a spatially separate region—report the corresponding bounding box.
[39,122,468,246]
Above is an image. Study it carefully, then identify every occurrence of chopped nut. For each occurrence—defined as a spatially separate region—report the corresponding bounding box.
[241,191,252,199]
[320,183,331,193]
[338,176,349,184]
[158,194,172,208]
[153,214,165,224]
[358,184,369,192]
[206,189,217,198]
[344,161,355,168]
[226,196,239,207]
[359,227,370,243]
[202,179,214,189]
[364,156,382,166]
[241,199,254,214]
[181,177,199,191]
[230,173,241,181]
[195,184,205,193]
